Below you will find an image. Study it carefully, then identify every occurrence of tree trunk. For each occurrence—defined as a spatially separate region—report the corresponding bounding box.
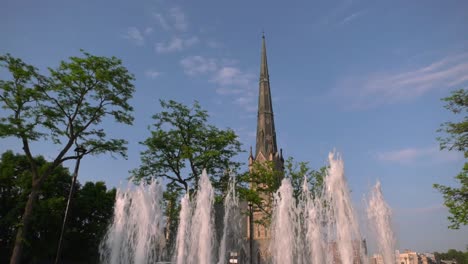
[9,183,40,264]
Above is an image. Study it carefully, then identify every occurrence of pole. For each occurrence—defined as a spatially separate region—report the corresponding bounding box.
[249,202,253,264]
[55,149,83,264]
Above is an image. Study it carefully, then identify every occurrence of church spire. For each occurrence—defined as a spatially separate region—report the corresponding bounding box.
[260,33,269,81]
[255,35,278,158]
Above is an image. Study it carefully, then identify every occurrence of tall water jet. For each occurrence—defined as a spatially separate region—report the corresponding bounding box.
[270,178,302,264]
[217,173,242,264]
[303,180,326,264]
[367,180,396,264]
[174,193,191,264]
[323,152,365,264]
[187,169,215,264]
[100,180,166,264]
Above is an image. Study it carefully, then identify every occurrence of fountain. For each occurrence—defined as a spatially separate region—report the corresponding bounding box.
[100,153,396,264]
[367,180,396,264]
[217,172,243,264]
[269,152,367,264]
[99,179,166,264]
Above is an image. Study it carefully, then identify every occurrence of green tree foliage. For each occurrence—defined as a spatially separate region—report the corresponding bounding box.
[132,100,242,247]
[0,52,134,263]
[0,151,116,263]
[434,89,468,229]
[284,157,325,201]
[65,181,116,262]
[434,248,468,264]
[133,99,242,193]
[238,157,326,225]
[162,182,182,252]
[237,161,282,225]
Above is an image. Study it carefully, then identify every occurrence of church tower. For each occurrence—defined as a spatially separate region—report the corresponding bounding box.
[247,34,284,263]
[249,34,284,171]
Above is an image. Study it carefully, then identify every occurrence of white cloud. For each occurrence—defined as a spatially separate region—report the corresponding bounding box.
[180,55,217,75]
[340,10,367,25]
[376,146,462,164]
[211,67,257,112]
[144,27,153,35]
[169,7,187,31]
[145,69,162,79]
[179,55,258,112]
[123,27,145,46]
[332,52,468,109]
[153,12,170,30]
[152,7,188,32]
[155,36,199,53]
[211,67,255,87]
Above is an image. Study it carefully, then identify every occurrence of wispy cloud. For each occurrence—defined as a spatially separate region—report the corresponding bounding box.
[144,27,153,35]
[179,55,258,112]
[169,7,188,31]
[340,10,367,25]
[332,52,468,109]
[145,69,162,79]
[211,67,257,112]
[155,36,199,53]
[123,27,145,46]
[152,7,188,32]
[375,146,462,164]
[180,56,217,75]
[153,12,170,30]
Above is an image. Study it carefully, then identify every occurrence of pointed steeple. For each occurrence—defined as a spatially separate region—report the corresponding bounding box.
[260,33,269,82]
[255,34,278,159]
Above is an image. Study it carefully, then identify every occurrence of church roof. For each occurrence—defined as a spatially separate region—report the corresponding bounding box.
[255,35,278,158]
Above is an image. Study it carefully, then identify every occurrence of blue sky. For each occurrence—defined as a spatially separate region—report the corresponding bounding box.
[1,0,468,254]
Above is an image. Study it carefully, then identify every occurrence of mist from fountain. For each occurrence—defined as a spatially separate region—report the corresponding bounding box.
[217,173,242,264]
[322,152,366,264]
[186,169,215,264]
[100,152,395,264]
[269,152,367,264]
[99,180,166,264]
[367,180,396,264]
[174,194,191,264]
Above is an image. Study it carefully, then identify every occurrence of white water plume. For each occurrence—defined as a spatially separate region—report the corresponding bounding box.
[367,180,396,264]
[303,180,326,264]
[217,173,242,264]
[187,169,215,264]
[323,152,364,264]
[269,152,367,264]
[270,178,299,263]
[99,180,166,264]
[174,194,191,264]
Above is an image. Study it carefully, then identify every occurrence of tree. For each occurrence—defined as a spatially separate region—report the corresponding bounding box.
[237,157,326,225]
[64,181,116,263]
[0,150,73,263]
[434,248,468,264]
[434,88,468,229]
[132,100,242,248]
[0,52,135,263]
[284,157,325,201]
[133,99,242,193]
[0,151,116,263]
